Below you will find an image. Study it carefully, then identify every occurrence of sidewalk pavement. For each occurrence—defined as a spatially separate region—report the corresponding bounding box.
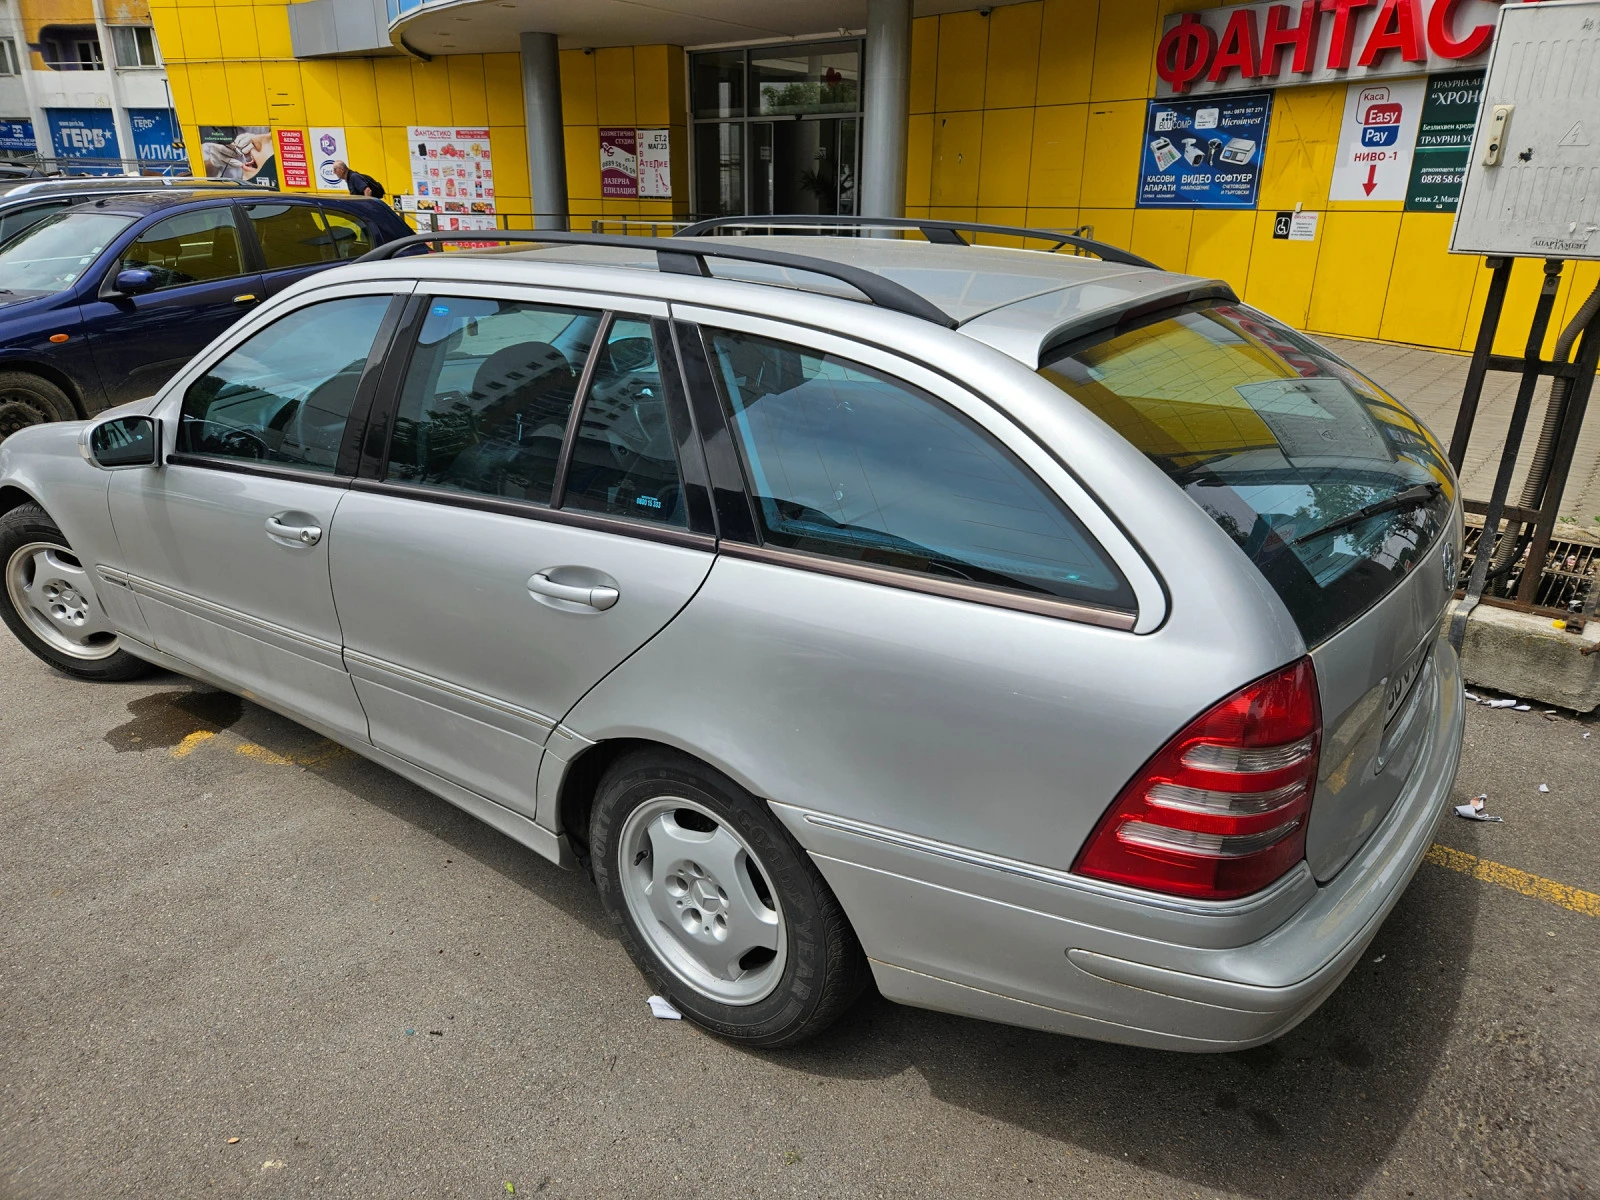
[1323,336,1600,531]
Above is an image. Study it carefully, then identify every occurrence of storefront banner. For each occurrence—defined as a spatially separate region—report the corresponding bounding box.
[309,127,348,191]
[600,128,638,197]
[0,119,36,153]
[1155,0,1501,97]
[46,110,122,175]
[199,126,276,186]
[406,127,495,215]
[1405,69,1483,212]
[1137,91,1273,209]
[129,109,184,174]
[637,129,671,199]
[275,128,311,189]
[1329,78,1425,202]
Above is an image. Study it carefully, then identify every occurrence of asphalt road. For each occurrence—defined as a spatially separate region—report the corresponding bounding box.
[1,633,1596,1200]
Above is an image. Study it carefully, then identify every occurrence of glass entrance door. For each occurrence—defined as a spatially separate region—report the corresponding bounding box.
[748,119,858,217]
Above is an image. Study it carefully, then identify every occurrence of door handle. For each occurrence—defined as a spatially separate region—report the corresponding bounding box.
[233,293,258,304]
[265,515,322,546]
[527,570,618,611]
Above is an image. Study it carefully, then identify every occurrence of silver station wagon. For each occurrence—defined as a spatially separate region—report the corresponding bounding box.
[0,218,1465,1050]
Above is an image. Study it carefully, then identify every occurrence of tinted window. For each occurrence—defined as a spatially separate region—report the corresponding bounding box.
[245,202,330,269]
[178,296,392,471]
[0,200,69,246]
[386,297,600,504]
[709,329,1133,609]
[118,206,245,289]
[0,210,131,293]
[320,207,371,260]
[1038,303,1455,645]
[562,319,685,526]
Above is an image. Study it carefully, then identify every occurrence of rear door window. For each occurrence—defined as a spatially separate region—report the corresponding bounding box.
[708,328,1134,611]
[244,201,331,269]
[1038,303,1455,645]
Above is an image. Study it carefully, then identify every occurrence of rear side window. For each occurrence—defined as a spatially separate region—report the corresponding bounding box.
[708,329,1134,611]
[1038,304,1455,645]
[244,202,330,269]
[319,207,371,260]
[385,297,600,504]
[117,207,245,289]
[177,295,392,472]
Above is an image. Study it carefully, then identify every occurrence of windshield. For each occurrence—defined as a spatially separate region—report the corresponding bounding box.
[1039,303,1455,645]
[0,211,133,294]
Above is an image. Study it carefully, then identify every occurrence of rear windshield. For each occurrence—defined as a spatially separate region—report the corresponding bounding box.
[0,211,132,294]
[1039,303,1454,645]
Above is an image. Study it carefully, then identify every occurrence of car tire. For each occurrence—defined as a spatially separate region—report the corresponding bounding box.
[0,502,152,682]
[0,372,76,444]
[590,749,870,1048]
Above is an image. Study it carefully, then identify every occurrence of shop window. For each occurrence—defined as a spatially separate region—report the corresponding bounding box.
[109,26,159,69]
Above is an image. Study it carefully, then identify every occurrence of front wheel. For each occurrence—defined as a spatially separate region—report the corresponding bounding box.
[0,372,75,444]
[0,503,152,681]
[590,750,869,1048]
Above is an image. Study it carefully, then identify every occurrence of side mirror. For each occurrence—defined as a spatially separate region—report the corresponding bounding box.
[113,268,156,296]
[83,416,160,469]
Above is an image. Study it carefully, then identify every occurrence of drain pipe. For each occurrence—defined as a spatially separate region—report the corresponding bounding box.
[1487,279,1600,581]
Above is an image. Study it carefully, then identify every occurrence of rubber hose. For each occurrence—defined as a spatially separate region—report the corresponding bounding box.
[1488,278,1600,578]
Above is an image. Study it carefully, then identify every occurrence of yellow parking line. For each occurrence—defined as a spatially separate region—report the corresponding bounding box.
[1426,844,1600,919]
[170,730,215,759]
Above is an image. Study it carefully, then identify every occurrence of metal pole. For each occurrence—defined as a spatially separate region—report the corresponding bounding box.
[1449,256,1513,473]
[860,0,911,223]
[520,31,568,232]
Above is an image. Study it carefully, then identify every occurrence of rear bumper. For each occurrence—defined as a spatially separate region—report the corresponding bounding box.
[777,638,1465,1051]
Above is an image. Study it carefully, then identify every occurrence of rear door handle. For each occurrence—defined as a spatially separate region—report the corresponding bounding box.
[528,570,618,611]
[233,293,258,304]
[265,515,322,546]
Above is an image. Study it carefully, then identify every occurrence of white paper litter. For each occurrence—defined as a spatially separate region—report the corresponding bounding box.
[1455,794,1504,822]
[1514,704,1532,711]
[647,995,682,1020]
[1485,699,1518,709]
[1538,784,1550,793]
[1585,733,1592,740]
[1465,692,1482,702]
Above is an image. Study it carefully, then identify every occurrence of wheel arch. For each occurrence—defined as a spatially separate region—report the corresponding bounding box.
[556,737,682,861]
[0,360,87,418]
[0,483,43,519]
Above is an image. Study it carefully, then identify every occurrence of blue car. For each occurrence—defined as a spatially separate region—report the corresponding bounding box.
[0,188,414,441]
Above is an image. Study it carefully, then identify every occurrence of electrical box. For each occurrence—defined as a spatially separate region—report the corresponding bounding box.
[1450,0,1600,260]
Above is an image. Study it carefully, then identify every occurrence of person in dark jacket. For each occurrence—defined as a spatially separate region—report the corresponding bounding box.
[332,161,385,199]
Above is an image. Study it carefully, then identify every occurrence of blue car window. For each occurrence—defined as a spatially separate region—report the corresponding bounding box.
[709,329,1134,611]
[319,207,372,260]
[116,207,245,290]
[178,296,392,472]
[245,202,331,269]
[0,210,132,293]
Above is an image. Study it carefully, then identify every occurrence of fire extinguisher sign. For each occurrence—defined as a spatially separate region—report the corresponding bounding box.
[1137,90,1274,209]
[1329,78,1426,202]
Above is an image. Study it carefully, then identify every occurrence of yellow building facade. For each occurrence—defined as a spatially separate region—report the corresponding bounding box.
[147,0,1600,360]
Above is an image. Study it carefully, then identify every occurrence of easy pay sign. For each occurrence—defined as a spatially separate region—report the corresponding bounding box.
[1155,0,1503,96]
[1330,79,1425,201]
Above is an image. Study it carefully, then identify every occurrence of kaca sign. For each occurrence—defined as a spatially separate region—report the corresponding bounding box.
[1155,0,1506,97]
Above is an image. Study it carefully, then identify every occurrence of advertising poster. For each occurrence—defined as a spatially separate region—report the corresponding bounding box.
[0,119,36,154]
[1405,71,1484,212]
[275,128,311,189]
[1329,79,1426,202]
[637,129,671,199]
[308,127,348,190]
[129,109,184,175]
[46,109,122,175]
[600,128,638,197]
[1137,91,1272,208]
[199,126,276,186]
[407,126,496,216]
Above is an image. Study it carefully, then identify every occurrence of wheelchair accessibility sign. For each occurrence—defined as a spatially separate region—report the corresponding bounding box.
[1331,79,1425,202]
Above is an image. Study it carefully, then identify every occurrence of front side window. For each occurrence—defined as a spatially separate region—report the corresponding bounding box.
[708,329,1134,610]
[1038,303,1455,644]
[178,296,392,471]
[117,207,246,290]
[386,297,600,504]
[0,210,131,294]
[245,202,331,270]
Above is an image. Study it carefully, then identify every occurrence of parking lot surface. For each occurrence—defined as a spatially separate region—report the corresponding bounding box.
[2,634,1596,1199]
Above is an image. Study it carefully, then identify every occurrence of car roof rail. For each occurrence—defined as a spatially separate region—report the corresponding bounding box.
[675,214,1160,270]
[355,229,960,328]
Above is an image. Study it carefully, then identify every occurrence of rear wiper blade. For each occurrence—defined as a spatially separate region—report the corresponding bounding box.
[1287,482,1442,547]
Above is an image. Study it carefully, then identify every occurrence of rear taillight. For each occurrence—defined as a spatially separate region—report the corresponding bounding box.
[1073,658,1321,901]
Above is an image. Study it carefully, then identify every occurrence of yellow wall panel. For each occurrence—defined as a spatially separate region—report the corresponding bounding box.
[1130,208,1193,274]
[977,108,1034,208]
[1090,0,1157,102]
[1256,84,1342,212]
[594,48,636,126]
[1077,207,1134,250]
[1306,211,1399,340]
[175,5,221,59]
[262,61,303,126]
[935,10,988,112]
[910,17,938,115]
[984,3,1041,110]
[931,110,983,207]
[1037,0,1098,106]
[560,50,598,128]
[151,9,183,59]
[344,126,384,182]
[565,124,601,201]
[483,54,523,126]
[1027,104,1086,208]
[633,46,673,127]
[490,127,529,200]
[300,61,341,127]
[187,62,229,122]
[1186,209,1255,289]
[411,58,453,121]
[164,63,192,121]
[1379,213,1478,348]
[335,59,380,128]
[1079,101,1142,209]
[1243,210,1318,328]
[373,57,415,126]
[1025,206,1081,231]
[929,205,979,224]
[224,61,268,124]
[253,5,290,58]
[906,112,934,209]
[447,55,488,126]
[975,207,1029,246]
[381,125,412,196]
[215,5,257,59]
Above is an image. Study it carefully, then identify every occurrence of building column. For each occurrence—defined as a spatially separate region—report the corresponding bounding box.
[520,32,568,231]
[859,0,912,222]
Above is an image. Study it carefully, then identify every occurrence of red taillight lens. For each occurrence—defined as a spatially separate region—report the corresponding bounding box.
[1072,658,1322,901]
